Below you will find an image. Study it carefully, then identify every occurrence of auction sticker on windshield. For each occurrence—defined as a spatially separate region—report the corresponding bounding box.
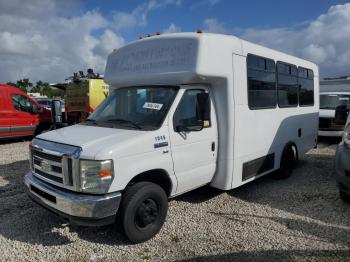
[143,102,163,110]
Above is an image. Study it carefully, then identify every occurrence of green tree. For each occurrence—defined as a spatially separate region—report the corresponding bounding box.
[31,80,45,94]
[16,78,33,92]
[6,78,33,93]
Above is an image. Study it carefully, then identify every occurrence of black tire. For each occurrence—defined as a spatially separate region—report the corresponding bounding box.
[340,191,350,203]
[119,182,168,243]
[276,145,296,179]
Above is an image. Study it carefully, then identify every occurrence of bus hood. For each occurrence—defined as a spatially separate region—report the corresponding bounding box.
[36,124,159,159]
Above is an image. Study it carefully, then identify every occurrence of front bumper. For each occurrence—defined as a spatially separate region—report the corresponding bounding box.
[25,172,122,226]
[335,142,350,196]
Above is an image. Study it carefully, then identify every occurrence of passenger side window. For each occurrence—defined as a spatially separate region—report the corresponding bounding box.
[298,67,314,106]
[12,94,38,113]
[277,62,298,107]
[247,54,276,109]
[173,89,205,130]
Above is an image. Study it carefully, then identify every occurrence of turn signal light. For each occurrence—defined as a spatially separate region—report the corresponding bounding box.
[99,170,113,178]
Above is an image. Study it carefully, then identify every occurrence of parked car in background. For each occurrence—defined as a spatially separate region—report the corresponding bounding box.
[319,77,350,137]
[35,98,65,112]
[0,84,51,138]
[335,110,350,202]
[35,98,53,110]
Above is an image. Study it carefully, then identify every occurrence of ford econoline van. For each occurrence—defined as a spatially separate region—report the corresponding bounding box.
[0,84,51,138]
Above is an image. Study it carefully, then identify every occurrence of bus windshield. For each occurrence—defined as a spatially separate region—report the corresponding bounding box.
[85,86,178,130]
[320,94,350,110]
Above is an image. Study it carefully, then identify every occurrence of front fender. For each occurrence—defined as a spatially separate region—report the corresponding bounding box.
[109,149,177,196]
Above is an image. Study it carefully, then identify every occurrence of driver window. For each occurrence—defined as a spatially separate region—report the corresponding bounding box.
[12,94,37,112]
[173,89,205,130]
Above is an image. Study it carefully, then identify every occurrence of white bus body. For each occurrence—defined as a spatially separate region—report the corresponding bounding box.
[25,33,319,243]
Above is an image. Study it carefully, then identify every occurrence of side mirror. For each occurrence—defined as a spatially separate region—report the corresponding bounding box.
[334,105,349,125]
[175,92,211,132]
[196,93,211,127]
[51,99,63,124]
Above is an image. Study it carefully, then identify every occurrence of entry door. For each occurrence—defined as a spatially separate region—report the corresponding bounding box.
[169,87,218,194]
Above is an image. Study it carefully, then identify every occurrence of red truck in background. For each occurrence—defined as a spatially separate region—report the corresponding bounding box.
[0,84,51,139]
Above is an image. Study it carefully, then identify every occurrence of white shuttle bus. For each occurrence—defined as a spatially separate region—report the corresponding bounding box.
[25,32,319,243]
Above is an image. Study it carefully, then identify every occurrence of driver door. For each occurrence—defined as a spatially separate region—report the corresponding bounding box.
[169,87,218,195]
[10,94,38,137]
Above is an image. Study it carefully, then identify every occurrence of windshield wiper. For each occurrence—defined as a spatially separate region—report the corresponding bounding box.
[105,118,142,130]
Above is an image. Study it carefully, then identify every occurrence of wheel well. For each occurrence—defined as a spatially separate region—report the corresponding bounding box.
[127,169,172,197]
[285,142,299,160]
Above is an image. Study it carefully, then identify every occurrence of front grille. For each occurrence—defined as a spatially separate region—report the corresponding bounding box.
[31,148,74,189]
[52,165,62,173]
[34,169,63,183]
[32,149,62,162]
[30,139,81,191]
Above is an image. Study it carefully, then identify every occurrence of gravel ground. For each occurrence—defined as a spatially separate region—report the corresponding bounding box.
[0,138,349,262]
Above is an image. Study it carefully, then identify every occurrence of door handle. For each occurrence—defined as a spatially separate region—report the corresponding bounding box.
[162,150,169,154]
[211,142,215,152]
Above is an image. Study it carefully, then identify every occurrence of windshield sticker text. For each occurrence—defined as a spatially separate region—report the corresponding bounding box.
[143,102,163,110]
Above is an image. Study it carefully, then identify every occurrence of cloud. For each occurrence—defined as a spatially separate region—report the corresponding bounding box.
[163,23,181,33]
[204,3,350,77]
[0,0,124,83]
[93,29,125,57]
[112,0,182,32]
[203,18,227,34]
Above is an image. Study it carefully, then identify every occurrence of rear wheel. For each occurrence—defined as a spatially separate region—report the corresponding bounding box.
[119,182,168,243]
[276,145,296,179]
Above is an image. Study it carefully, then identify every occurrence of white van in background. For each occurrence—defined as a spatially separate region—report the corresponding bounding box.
[25,32,319,243]
[319,78,350,137]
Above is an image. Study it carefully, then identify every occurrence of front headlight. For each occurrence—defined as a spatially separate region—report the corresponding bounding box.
[344,123,350,146]
[80,159,114,194]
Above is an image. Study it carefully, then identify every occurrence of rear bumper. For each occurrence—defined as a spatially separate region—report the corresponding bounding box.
[335,143,350,196]
[318,130,344,137]
[25,172,122,226]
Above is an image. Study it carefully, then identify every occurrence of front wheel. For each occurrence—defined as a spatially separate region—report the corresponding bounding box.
[119,182,168,243]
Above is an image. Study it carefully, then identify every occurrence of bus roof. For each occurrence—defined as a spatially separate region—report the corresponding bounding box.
[104,32,318,88]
